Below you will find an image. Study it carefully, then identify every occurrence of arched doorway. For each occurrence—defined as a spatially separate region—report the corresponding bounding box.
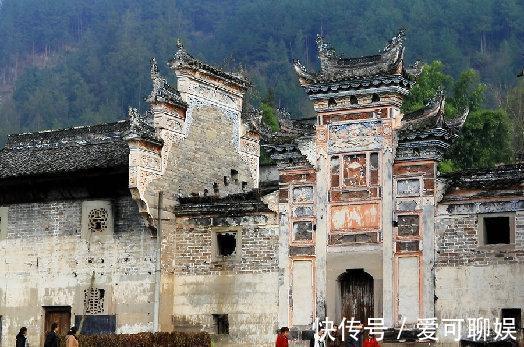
[338,269,374,324]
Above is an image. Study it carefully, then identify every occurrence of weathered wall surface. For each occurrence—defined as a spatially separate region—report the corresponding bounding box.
[159,105,254,198]
[435,200,524,342]
[171,210,279,346]
[0,196,156,346]
[392,161,437,324]
[129,56,261,330]
[325,247,383,321]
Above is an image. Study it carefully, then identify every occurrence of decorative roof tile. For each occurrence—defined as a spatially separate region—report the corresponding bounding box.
[168,39,250,90]
[146,58,187,108]
[0,121,132,179]
[0,107,163,180]
[293,29,410,88]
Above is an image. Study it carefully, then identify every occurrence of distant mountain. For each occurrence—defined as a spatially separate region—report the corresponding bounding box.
[0,0,523,142]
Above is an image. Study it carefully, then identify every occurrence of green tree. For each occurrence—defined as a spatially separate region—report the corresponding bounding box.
[402,61,514,171]
[448,109,513,169]
[260,90,280,132]
[401,61,452,114]
[504,80,524,159]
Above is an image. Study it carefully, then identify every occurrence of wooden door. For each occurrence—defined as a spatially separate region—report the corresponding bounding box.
[44,306,71,336]
[339,269,374,325]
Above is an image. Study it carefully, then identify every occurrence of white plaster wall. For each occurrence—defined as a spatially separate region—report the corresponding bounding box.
[0,198,156,346]
[326,247,383,321]
[172,272,279,347]
[435,263,524,343]
[397,256,419,323]
[291,260,314,326]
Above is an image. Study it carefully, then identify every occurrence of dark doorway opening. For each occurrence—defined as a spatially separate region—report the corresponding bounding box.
[338,269,374,324]
[213,314,229,335]
[43,306,71,338]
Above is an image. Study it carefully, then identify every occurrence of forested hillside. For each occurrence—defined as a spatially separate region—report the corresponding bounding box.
[0,0,523,165]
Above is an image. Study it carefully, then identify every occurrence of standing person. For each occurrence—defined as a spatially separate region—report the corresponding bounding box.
[44,322,60,347]
[65,326,79,347]
[346,323,364,347]
[15,327,28,347]
[314,328,327,347]
[362,331,380,347]
[276,327,290,347]
[329,324,343,347]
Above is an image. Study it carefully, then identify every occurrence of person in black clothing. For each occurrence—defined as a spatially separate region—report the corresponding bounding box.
[346,323,364,347]
[44,322,60,347]
[15,327,28,347]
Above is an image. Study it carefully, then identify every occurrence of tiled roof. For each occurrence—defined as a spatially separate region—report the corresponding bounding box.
[175,190,273,216]
[443,163,524,190]
[168,40,249,90]
[293,29,412,87]
[398,93,468,142]
[0,121,131,179]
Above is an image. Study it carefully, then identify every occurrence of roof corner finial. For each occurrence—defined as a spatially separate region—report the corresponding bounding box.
[128,106,140,120]
[316,33,336,61]
[398,27,407,38]
[238,63,247,78]
[384,27,406,52]
[176,38,184,50]
[316,34,326,53]
[150,57,159,79]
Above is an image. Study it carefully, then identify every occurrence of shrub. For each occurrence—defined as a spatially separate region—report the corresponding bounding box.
[60,331,211,347]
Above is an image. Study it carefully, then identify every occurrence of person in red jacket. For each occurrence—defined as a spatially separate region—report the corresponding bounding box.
[276,327,290,347]
[362,331,380,347]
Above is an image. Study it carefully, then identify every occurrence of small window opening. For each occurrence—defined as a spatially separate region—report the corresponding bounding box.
[372,94,380,102]
[231,169,239,184]
[203,189,209,197]
[350,95,358,105]
[328,98,337,107]
[223,176,229,186]
[213,182,219,195]
[213,314,229,335]
[84,288,105,314]
[484,217,510,244]
[88,208,108,233]
[217,232,236,256]
[241,182,247,191]
[370,152,379,169]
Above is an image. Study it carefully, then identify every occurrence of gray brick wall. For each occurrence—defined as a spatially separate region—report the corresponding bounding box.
[0,195,157,345]
[436,203,524,266]
[174,213,279,275]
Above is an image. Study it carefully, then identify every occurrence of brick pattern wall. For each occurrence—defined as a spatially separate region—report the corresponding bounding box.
[0,195,157,345]
[174,213,278,275]
[436,209,524,266]
[3,197,155,275]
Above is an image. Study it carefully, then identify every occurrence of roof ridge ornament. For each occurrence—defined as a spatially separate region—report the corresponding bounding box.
[293,29,410,86]
[126,107,162,145]
[146,57,187,108]
[169,38,250,90]
[176,38,184,50]
[383,28,406,53]
[150,57,159,80]
[406,60,423,79]
[316,34,335,56]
